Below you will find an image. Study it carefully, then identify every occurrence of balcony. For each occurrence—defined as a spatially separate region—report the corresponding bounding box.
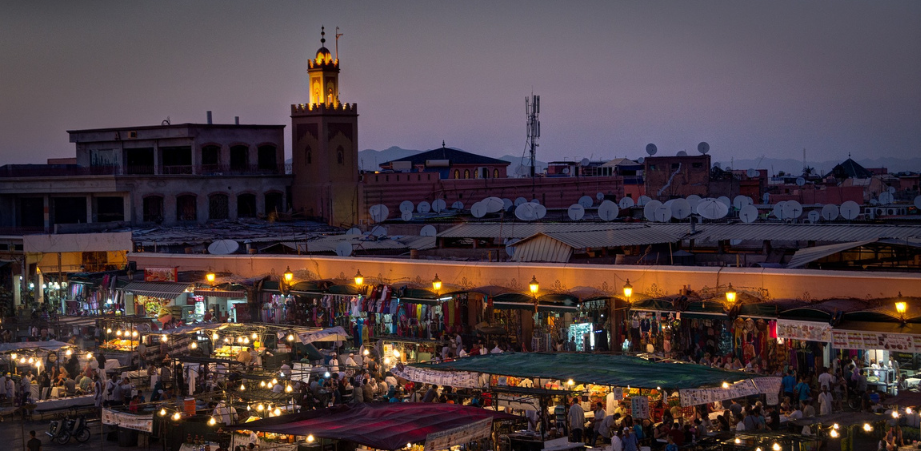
[0,164,117,178]
[0,163,284,178]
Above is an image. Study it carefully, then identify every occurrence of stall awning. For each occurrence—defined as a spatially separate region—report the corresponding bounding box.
[411,352,763,389]
[194,289,246,298]
[298,326,350,344]
[0,340,75,352]
[120,281,191,299]
[233,403,516,451]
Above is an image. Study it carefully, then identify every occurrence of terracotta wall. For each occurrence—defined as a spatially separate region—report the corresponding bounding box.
[128,253,918,303]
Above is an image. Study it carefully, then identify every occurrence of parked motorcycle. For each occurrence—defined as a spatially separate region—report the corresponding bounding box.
[46,415,91,444]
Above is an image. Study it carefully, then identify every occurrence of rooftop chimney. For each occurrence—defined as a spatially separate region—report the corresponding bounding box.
[206,111,213,125]
[235,116,239,125]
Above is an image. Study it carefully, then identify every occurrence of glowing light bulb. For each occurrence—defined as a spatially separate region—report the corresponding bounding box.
[772,444,781,451]
[160,408,167,416]
[213,333,219,341]
[251,332,258,339]
[566,379,574,386]
[830,429,839,438]
[307,435,315,443]
[10,353,16,360]
[260,381,266,388]
[393,350,401,358]
[722,381,730,389]
[191,342,198,349]
[863,423,872,432]
[324,372,331,378]
[86,352,93,359]
[65,349,72,356]
[106,328,112,333]
[832,423,839,430]
[287,334,294,342]
[271,378,278,385]
[208,417,217,426]
[273,408,281,416]
[734,438,741,444]
[286,385,293,393]
[172,412,181,421]
[363,349,369,356]
[892,410,900,418]
[243,337,250,344]
[257,404,264,411]
[908,407,913,414]
[28,357,34,363]
[116,330,123,336]
[384,357,391,365]
[240,384,246,391]
[132,331,138,337]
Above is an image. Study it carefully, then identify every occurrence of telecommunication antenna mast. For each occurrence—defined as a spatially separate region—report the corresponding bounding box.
[335,27,343,60]
[525,94,540,177]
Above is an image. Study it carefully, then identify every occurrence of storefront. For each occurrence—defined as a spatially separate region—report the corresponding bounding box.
[193,286,248,323]
[119,281,194,325]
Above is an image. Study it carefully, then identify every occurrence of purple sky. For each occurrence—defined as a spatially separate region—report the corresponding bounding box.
[1,1,919,165]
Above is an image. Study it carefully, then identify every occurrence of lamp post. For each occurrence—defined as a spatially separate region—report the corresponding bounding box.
[725,284,737,305]
[354,270,364,287]
[206,269,216,287]
[432,274,442,295]
[623,279,633,352]
[284,267,294,284]
[896,293,907,325]
[529,276,539,313]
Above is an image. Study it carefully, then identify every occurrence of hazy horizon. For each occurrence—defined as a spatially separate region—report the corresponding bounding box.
[2,1,919,165]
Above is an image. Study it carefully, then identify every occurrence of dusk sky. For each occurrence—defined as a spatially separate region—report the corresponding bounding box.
[2,1,919,166]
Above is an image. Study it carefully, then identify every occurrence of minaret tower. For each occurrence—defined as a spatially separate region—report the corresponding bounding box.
[291,27,359,227]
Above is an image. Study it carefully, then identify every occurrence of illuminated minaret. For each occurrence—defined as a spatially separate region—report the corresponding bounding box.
[291,27,359,226]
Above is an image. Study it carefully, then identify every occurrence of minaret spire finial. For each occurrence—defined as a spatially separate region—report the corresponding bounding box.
[321,26,326,45]
[442,140,445,148]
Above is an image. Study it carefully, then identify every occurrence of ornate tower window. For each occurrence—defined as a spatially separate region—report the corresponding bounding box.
[337,146,344,165]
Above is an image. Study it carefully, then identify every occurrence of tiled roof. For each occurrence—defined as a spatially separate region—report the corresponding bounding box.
[380,147,510,167]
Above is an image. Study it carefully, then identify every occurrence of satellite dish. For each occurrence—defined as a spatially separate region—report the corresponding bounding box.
[732,195,753,210]
[451,201,464,210]
[653,205,671,222]
[697,142,710,154]
[335,241,353,257]
[345,227,362,235]
[821,204,839,221]
[696,198,729,220]
[796,177,806,187]
[914,195,921,210]
[730,239,742,246]
[637,157,645,164]
[562,167,570,175]
[432,199,447,213]
[783,200,803,219]
[676,150,688,157]
[596,192,605,201]
[888,186,896,194]
[515,203,537,221]
[530,199,540,204]
[619,197,635,209]
[840,201,860,220]
[597,200,619,221]
[717,196,731,209]
[369,204,389,222]
[417,201,431,214]
[637,195,652,207]
[869,199,878,206]
[482,197,504,213]
[643,200,663,221]
[399,201,414,213]
[773,201,787,219]
[645,143,658,156]
[739,205,758,223]
[746,168,758,178]
[370,225,387,237]
[807,211,820,223]
[502,198,513,211]
[535,204,547,219]
[687,195,702,211]
[514,197,528,206]
[577,195,594,208]
[878,192,893,205]
[671,198,691,219]
[567,204,585,221]
[505,238,519,257]
[470,202,487,218]
[420,225,437,237]
[401,211,413,221]
[208,239,240,255]
[580,158,590,166]
[713,162,722,169]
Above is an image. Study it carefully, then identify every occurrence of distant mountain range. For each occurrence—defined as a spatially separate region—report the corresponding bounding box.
[347,147,921,176]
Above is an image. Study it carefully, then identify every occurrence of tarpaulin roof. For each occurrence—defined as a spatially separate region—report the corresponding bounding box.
[120,281,191,299]
[0,340,75,352]
[233,403,516,450]
[411,353,763,389]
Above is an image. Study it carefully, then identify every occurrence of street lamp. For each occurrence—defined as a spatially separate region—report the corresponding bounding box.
[725,284,737,304]
[529,276,539,312]
[206,269,216,285]
[284,266,294,283]
[354,270,364,287]
[896,293,907,324]
[432,274,442,293]
[623,279,633,301]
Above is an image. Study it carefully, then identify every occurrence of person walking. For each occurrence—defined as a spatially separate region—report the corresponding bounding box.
[818,387,834,416]
[568,397,585,443]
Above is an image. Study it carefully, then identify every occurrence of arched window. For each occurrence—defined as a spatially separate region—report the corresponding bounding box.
[237,193,256,218]
[176,195,197,221]
[257,145,277,171]
[209,194,229,220]
[336,146,344,165]
[494,168,499,178]
[305,145,312,164]
[143,196,164,223]
[230,145,248,171]
[453,169,460,179]
[464,169,470,179]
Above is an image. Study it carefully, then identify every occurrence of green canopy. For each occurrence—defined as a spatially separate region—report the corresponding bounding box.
[411,353,763,389]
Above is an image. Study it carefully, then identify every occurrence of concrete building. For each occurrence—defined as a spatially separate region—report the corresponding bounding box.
[0,122,290,231]
[643,154,711,200]
[379,144,510,180]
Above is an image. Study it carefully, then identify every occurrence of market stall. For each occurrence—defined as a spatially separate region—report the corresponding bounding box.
[231,403,517,451]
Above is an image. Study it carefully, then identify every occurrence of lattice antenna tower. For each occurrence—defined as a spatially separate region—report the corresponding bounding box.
[525,93,540,177]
